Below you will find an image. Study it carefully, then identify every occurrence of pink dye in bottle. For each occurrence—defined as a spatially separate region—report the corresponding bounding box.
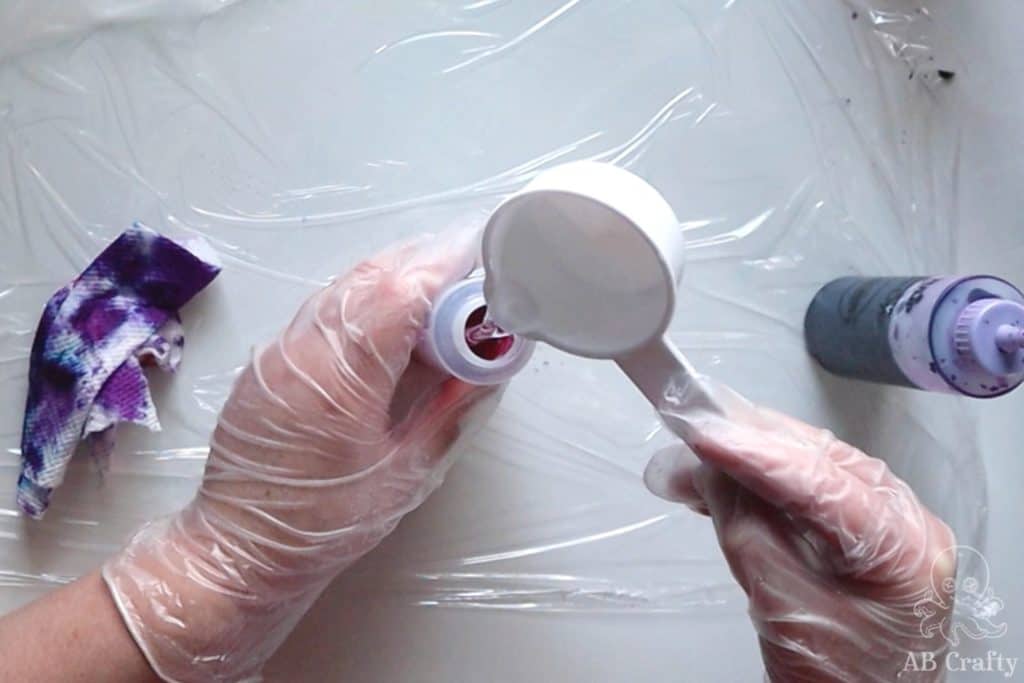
[415,270,534,385]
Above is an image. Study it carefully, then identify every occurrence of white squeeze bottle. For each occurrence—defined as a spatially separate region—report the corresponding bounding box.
[415,269,535,385]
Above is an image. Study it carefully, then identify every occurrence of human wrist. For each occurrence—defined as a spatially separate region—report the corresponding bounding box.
[102,504,322,682]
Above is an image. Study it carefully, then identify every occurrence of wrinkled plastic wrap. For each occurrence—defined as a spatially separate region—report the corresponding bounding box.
[0,0,992,679]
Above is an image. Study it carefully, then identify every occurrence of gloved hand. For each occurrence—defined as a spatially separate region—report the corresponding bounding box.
[103,231,502,682]
[644,379,956,683]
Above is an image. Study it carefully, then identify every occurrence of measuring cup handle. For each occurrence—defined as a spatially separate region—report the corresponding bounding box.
[615,336,718,432]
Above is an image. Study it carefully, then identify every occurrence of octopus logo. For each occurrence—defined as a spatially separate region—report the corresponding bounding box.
[914,545,1008,647]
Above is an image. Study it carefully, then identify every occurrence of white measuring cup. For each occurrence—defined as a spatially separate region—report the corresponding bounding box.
[481,161,711,412]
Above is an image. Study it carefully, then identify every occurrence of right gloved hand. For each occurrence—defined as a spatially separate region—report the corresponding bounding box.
[645,379,957,683]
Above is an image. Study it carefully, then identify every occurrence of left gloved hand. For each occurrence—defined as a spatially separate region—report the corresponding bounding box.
[103,231,502,682]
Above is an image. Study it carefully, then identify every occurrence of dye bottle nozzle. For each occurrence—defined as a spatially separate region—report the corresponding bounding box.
[805,275,1024,398]
[415,270,535,386]
[996,325,1024,353]
[954,299,1024,379]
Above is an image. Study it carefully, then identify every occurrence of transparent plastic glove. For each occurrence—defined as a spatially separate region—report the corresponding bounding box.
[644,378,956,683]
[103,231,502,683]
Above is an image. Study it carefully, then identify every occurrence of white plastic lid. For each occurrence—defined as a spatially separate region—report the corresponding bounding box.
[481,161,684,359]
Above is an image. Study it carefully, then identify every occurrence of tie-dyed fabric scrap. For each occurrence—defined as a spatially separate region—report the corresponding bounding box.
[18,224,221,519]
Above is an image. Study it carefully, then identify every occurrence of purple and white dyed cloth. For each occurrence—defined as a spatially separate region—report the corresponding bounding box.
[18,224,221,519]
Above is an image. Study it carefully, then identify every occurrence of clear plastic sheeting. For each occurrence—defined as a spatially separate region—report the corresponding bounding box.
[0,0,993,680]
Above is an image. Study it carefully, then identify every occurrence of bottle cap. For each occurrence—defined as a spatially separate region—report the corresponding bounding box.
[954,299,1024,379]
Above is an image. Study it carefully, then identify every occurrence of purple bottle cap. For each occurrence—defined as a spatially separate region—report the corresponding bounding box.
[954,299,1024,380]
